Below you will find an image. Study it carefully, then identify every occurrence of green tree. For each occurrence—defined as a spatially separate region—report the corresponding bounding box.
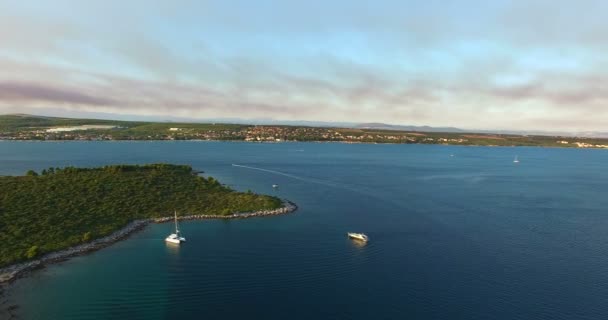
[25,246,39,259]
[26,170,38,176]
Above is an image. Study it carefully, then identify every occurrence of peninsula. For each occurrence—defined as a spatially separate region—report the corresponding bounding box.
[0,164,293,277]
[2,114,608,148]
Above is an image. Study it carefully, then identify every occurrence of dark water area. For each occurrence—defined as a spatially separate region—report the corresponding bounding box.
[2,141,608,319]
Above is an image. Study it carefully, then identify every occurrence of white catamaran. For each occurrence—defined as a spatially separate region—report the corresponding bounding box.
[165,211,186,244]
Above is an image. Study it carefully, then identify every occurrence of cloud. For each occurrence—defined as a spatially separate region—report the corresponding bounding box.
[1,53,607,131]
[0,82,114,106]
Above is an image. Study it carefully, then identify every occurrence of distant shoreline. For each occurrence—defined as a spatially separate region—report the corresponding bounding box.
[2,114,607,149]
[0,200,297,286]
[1,139,607,149]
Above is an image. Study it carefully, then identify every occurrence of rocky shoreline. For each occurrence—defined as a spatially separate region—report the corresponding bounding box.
[152,200,297,222]
[0,200,297,285]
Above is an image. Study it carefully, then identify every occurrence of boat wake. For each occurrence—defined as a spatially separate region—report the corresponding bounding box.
[418,173,487,183]
[231,164,410,211]
[231,164,348,189]
[232,164,305,181]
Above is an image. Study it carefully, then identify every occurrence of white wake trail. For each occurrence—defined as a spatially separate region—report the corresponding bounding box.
[231,163,351,189]
[232,164,408,210]
[231,164,310,182]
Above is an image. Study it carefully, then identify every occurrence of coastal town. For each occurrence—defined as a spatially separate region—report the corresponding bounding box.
[2,114,608,148]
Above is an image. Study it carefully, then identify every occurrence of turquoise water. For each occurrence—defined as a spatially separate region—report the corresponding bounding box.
[2,141,608,319]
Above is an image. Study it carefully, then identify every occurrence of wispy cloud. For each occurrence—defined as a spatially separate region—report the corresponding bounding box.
[0,82,114,106]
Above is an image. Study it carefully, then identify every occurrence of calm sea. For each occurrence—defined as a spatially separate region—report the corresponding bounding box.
[2,141,608,320]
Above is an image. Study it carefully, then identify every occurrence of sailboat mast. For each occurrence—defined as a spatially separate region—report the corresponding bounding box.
[174,211,179,235]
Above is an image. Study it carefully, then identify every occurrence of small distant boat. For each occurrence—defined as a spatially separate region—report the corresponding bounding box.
[513,156,520,163]
[165,211,186,244]
[272,184,279,188]
[347,232,369,242]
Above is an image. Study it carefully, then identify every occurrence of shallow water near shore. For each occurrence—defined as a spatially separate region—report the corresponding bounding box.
[2,141,608,319]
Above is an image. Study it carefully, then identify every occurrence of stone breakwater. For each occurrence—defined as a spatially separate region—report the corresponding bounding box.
[0,219,150,285]
[0,200,297,285]
[152,200,298,223]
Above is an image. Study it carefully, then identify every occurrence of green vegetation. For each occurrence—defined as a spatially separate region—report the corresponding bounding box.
[0,114,141,132]
[0,114,246,140]
[0,164,282,267]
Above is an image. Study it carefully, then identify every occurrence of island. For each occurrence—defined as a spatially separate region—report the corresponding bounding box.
[2,114,608,148]
[0,164,296,283]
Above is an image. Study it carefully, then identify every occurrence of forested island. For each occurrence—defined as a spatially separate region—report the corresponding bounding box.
[2,114,608,148]
[0,164,283,268]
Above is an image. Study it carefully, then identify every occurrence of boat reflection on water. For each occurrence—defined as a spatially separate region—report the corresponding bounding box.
[350,239,368,248]
[165,241,181,255]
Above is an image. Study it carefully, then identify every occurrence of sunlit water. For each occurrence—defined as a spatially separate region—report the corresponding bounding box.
[2,141,608,319]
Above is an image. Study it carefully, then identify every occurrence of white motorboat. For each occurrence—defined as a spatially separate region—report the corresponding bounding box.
[347,232,369,242]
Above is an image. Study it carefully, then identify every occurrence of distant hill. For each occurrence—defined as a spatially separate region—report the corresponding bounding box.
[8,113,42,118]
[0,113,136,131]
[355,122,608,138]
[470,129,608,139]
[355,122,464,133]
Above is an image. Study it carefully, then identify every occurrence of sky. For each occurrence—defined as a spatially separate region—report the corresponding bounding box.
[0,0,607,131]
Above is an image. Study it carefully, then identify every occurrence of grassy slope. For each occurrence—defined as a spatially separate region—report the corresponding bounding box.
[0,114,142,131]
[0,164,282,267]
[0,114,249,140]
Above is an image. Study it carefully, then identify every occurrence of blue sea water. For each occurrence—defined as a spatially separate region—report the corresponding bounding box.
[2,141,608,319]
